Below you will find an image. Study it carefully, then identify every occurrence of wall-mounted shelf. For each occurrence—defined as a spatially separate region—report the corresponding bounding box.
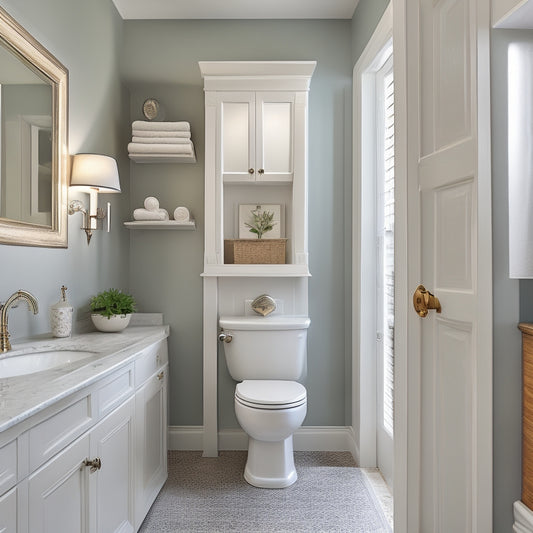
[128,151,196,164]
[201,264,310,277]
[124,220,196,230]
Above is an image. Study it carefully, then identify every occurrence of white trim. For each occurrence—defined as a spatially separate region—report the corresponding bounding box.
[352,2,393,469]
[169,426,358,455]
[513,501,533,533]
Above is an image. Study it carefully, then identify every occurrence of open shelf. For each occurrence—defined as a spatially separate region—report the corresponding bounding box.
[128,151,196,164]
[124,220,196,230]
[201,264,310,277]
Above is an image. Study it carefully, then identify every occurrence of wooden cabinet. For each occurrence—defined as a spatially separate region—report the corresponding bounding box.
[520,324,533,509]
[0,338,168,533]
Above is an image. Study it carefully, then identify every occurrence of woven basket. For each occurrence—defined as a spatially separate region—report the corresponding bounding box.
[224,239,287,264]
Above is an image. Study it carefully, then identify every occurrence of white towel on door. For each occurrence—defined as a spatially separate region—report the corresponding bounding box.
[128,142,193,155]
[132,120,190,132]
[132,136,191,144]
[131,130,191,139]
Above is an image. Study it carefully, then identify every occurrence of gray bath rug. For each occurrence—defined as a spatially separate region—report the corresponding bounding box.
[139,451,392,533]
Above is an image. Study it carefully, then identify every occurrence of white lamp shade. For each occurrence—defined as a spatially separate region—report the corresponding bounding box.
[70,154,120,193]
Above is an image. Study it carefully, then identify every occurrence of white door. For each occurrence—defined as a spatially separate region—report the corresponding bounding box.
[394,0,492,531]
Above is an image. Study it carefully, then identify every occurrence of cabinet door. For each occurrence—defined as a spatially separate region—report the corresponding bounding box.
[218,92,255,183]
[28,433,90,533]
[0,487,17,533]
[256,92,295,182]
[89,396,135,533]
[134,366,168,529]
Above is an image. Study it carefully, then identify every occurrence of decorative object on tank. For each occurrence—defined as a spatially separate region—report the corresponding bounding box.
[251,294,277,317]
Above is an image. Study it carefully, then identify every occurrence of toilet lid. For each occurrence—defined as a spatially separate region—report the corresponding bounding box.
[235,380,306,408]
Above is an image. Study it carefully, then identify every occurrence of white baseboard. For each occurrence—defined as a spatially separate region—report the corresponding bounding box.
[169,425,358,457]
[514,500,533,532]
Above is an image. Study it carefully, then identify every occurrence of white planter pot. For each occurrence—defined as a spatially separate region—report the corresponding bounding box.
[91,313,132,332]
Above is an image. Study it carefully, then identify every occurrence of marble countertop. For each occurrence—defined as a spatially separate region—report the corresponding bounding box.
[0,323,169,434]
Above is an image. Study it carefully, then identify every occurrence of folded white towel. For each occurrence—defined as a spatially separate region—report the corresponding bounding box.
[132,136,191,144]
[131,130,191,139]
[173,206,190,222]
[128,142,193,155]
[133,208,169,221]
[144,196,159,211]
[132,120,190,132]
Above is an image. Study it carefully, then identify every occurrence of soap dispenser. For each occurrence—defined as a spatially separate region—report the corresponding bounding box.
[50,285,73,337]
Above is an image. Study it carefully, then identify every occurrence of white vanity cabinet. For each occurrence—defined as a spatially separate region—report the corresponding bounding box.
[0,335,168,533]
[134,350,168,529]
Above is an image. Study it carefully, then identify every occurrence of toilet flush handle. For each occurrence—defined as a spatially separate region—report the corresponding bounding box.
[218,330,233,343]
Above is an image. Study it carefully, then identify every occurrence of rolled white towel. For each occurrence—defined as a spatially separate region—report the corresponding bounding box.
[132,136,191,144]
[144,196,159,211]
[132,120,190,132]
[128,142,193,155]
[131,130,191,139]
[173,206,190,222]
[133,208,169,221]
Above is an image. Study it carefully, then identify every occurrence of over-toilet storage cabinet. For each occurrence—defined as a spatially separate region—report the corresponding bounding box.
[200,61,316,276]
[0,339,168,533]
[199,61,315,457]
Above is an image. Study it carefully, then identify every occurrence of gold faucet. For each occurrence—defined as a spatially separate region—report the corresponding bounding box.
[0,290,39,353]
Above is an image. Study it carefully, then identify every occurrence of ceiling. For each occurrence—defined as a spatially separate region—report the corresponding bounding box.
[111,0,360,20]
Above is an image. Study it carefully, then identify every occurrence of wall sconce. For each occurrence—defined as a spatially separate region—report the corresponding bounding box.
[68,154,121,244]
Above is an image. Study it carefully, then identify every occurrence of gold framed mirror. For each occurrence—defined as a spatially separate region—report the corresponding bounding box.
[0,6,68,247]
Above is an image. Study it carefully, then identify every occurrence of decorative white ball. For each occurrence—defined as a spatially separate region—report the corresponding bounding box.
[144,196,159,211]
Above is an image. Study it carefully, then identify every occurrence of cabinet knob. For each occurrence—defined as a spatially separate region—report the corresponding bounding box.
[258,168,264,174]
[157,370,164,381]
[84,457,102,473]
[248,168,255,174]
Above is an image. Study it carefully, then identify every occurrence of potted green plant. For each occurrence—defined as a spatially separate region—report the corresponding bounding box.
[89,288,136,332]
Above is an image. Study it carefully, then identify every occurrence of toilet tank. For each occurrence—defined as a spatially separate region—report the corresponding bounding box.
[219,315,310,381]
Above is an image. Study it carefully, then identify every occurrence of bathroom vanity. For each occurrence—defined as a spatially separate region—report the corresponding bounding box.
[0,324,169,533]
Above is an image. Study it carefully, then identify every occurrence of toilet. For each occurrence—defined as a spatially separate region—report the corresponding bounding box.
[219,315,311,488]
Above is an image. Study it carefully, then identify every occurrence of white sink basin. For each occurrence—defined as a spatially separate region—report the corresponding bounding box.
[0,350,97,378]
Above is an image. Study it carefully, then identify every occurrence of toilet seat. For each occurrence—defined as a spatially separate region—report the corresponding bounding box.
[235,380,306,410]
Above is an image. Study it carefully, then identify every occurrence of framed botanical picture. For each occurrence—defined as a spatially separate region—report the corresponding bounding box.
[238,204,282,239]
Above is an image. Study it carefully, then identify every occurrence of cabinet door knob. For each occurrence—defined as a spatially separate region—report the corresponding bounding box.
[84,457,102,473]
[248,168,255,174]
[157,370,165,380]
[258,168,264,174]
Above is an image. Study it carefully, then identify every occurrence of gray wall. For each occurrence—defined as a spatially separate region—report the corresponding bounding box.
[121,20,353,427]
[491,29,523,533]
[0,0,130,338]
[351,0,390,65]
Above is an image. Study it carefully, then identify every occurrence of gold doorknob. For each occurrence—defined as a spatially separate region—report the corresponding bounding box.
[413,285,441,317]
[248,168,255,174]
[258,168,264,174]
